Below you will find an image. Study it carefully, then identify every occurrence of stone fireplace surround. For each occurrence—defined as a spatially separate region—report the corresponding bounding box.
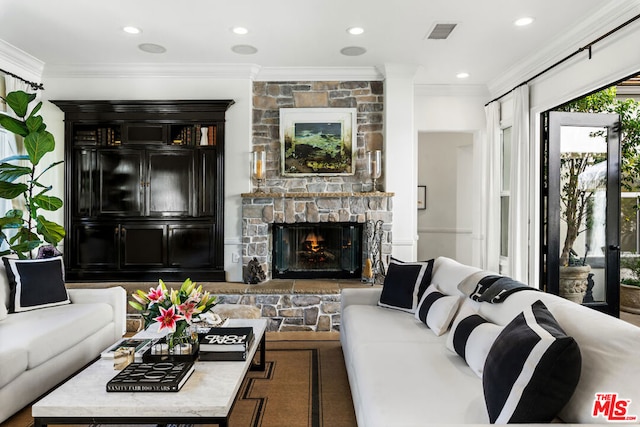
[241,191,394,281]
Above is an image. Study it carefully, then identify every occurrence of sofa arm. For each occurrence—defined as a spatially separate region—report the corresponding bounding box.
[68,286,127,339]
[341,287,382,312]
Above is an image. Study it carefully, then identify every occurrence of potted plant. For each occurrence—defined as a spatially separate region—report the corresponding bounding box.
[620,256,640,313]
[0,90,65,258]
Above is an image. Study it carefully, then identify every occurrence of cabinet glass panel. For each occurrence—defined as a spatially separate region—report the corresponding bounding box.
[97,150,144,215]
[74,150,95,216]
[199,149,217,216]
[148,151,194,216]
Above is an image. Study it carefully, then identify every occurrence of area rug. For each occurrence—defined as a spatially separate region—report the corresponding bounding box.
[4,339,356,427]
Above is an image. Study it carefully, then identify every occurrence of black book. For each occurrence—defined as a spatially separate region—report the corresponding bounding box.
[199,349,250,361]
[199,327,254,352]
[106,361,194,392]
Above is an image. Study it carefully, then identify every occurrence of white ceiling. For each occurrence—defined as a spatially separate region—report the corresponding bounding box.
[0,0,636,96]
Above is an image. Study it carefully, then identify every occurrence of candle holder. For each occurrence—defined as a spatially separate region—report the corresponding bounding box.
[252,150,266,192]
[367,150,382,192]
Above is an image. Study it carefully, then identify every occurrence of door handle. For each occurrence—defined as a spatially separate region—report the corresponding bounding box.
[609,245,620,251]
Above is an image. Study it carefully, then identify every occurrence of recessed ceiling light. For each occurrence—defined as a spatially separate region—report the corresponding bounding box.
[347,27,364,35]
[340,46,367,56]
[456,72,470,79]
[231,44,258,55]
[123,26,141,34]
[514,17,534,26]
[138,43,166,54]
[232,27,249,35]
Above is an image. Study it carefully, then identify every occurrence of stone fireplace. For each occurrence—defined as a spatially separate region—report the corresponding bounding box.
[245,79,391,281]
[241,192,393,281]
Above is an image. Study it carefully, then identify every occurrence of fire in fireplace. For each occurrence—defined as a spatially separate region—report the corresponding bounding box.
[272,223,362,279]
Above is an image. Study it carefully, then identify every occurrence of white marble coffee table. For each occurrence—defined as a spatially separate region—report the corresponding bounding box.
[32,318,267,427]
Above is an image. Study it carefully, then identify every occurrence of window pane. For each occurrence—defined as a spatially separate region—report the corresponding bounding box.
[502,127,512,192]
[621,196,638,253]
[501,196,509,257]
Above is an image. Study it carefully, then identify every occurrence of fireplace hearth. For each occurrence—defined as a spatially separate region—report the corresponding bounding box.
[273,223,362,279]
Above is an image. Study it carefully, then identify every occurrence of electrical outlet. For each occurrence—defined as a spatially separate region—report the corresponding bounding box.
[232,252,240,263]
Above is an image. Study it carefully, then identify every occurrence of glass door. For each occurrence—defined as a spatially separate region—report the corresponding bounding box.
[544,111,621,316]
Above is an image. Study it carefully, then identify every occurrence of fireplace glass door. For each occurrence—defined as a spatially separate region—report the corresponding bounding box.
[272,223,362,279]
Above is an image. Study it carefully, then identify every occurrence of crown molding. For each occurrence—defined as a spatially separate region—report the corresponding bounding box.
[487,0,640,99]
[254,66,383,81]
[0,40,44,83]
[414,84,490,98]
[43,63,262,79]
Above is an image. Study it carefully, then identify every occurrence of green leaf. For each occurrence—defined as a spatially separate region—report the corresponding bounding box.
[0,155,29,163]
[0,163,31,182]
[0,115,28,137]
[0,215,23,229]
[36,216,66,245]
[3,91,36,118]
[25,115,44,134]
[33,195,63,211]
[24,130,55,165]
[0,181,28,199]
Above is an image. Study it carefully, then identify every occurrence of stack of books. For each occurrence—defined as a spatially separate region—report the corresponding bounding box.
[198,327,254,361]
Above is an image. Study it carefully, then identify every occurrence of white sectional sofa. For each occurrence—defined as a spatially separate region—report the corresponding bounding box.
[0,272,126,423]
[341,256,640,426]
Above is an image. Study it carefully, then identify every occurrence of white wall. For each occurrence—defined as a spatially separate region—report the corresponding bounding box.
[417,132,473,263]
[39,76,253,281]
[414,87,488,267]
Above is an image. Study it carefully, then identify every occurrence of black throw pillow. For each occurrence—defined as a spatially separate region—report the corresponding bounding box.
[3,256,69,313]
[378,258,434,313]
[483,300,582,423]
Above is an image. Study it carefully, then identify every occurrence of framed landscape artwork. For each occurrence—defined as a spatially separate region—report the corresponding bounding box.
[280,108,357,176]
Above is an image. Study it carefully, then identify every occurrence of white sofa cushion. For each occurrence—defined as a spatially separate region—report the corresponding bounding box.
[0,345,27,388]
[415,284,461,336]
[1,302,114,369]
[483,300,582,424]
[431,256,482,296]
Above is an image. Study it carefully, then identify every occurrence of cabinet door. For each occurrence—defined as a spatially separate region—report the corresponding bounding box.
[71,223,119,268]
[147,150,194,217]
[121,224,166,267]
[74,149,96,217]
[199,149,218,216]
[97,149,144,216]
[168,224,215,267]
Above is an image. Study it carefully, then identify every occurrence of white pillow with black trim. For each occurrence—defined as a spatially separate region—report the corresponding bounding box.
[3,256,69,313]
[415,283,461,336]
[446,300,503,378]
[482,300,582,424]
[378,258,433,313]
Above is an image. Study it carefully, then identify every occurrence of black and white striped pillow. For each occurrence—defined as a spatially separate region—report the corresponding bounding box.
[415,284,460,336]
[483,300,582,423]
[445,301,503,378]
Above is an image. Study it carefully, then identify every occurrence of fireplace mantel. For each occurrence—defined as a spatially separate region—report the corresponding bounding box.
[241,192,394,198]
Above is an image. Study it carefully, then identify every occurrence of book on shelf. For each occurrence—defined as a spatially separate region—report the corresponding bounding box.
[198,326,254,352]
[101,338,155,362]
[106,361,195,392]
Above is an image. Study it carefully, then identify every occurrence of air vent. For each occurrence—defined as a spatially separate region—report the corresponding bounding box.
[426,23,457,40]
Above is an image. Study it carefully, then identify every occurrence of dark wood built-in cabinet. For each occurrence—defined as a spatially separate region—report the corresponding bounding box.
[53,100,234,281]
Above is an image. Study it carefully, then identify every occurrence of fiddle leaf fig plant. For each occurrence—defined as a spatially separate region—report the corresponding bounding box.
[0,90,65,258]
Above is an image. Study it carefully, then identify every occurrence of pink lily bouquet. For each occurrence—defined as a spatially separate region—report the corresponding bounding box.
[129,278,217,349]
